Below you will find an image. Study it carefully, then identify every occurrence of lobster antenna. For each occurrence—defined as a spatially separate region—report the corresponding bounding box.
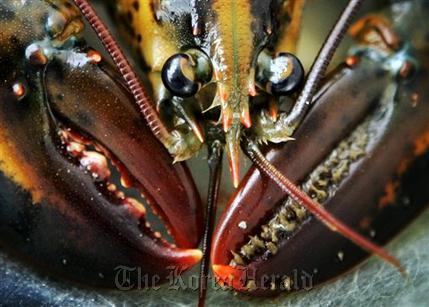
[198,140,223,307]
[244,140,405,274]
[72,0,170,143]
[286,0,365,129]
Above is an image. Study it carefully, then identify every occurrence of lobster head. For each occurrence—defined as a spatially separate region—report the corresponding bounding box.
[116,0,305,187]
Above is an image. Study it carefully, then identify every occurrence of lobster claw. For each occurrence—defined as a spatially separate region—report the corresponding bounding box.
[0,0,202,287]
[212,50,429,295]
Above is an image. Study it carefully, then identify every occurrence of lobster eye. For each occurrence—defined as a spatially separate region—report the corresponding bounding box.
[257,51,304,96]
[161,49,212,98]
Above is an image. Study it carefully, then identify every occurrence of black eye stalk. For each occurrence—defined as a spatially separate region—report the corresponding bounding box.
[161,49,213,98]
[257,51,304,96]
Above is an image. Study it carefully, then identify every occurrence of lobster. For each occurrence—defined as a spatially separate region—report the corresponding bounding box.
[0,0,428,305]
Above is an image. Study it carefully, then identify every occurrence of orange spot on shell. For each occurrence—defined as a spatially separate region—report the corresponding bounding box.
[379,181,399,209]
[411,92,419,107]
[397,158,410,176]
[413,131,429,156]
[346,55,360,67]
[12,82,25,98]
[378,129,429,209]
[29,49,48,66]
[399,61,414,79]
[87,50,102,63]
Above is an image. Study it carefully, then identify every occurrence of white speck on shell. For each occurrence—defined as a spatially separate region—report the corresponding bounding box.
[238,221,247,230]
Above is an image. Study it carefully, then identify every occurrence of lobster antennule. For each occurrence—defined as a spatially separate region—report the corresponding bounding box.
[244,141,405,274]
